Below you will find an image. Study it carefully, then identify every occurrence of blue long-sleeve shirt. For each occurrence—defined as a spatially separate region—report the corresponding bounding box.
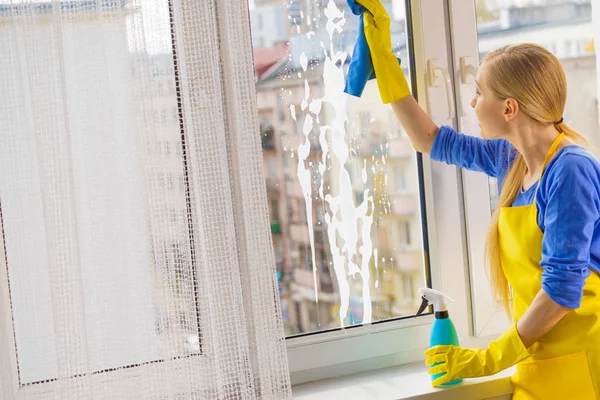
[431,125,600,309]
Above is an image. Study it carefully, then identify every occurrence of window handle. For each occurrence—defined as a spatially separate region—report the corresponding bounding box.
[427,59,455,121]
[459,56,478,117]
[460,56,478,84]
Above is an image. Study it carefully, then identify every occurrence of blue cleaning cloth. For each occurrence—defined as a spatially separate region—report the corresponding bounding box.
[343,0,401,97]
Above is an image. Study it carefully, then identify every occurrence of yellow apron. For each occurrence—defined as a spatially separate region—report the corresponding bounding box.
[498,133,600,400]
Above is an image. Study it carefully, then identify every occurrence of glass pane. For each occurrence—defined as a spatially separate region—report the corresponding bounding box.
[249,0,428,336]
[475,0,597,211]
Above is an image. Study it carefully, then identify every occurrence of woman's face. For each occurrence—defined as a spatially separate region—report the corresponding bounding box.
[470,62,510,140]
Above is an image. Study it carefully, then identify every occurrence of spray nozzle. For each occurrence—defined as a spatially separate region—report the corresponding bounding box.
[415,288,453,317]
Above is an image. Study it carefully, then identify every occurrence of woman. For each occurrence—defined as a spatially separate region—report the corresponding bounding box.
[356,0,600,398]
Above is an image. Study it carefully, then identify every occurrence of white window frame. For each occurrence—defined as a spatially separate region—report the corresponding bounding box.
[447,0,512,339]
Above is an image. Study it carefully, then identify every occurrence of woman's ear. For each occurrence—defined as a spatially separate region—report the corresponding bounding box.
[504,98,519,122]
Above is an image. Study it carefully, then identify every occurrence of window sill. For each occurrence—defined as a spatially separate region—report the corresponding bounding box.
[292,362,515,399]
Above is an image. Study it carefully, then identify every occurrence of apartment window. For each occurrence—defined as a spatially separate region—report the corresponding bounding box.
[295,112,305,136]
[394,165,407,193]
[398,221,412,247]
[288,0,303,26]
[297,199,307,223]
[565,39,573,58]
[282,152,289,172]
[402,275,414,301]
[267,156,278,180]
[271,198,280,221]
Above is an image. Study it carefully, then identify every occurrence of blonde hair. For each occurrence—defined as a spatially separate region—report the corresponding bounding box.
[483,43,587,314]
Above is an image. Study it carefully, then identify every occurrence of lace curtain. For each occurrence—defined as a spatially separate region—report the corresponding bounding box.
[0,0,291,398]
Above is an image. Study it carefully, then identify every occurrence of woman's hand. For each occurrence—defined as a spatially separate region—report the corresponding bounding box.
[356,0,410,103]
[425,289,572,387]
[424,325,530,386]
[356,0,439,153]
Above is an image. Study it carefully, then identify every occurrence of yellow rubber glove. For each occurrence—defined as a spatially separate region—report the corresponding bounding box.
[357,0,411,103]
[424,325,530,387]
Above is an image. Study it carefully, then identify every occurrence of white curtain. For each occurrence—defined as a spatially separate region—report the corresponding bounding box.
[0,0,291,399]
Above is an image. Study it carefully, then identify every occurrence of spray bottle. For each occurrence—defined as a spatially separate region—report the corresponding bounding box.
[416,288,463,386]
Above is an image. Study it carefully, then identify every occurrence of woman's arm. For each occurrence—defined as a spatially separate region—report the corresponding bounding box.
[516,289,571,348]
[390,96,439,154]
[424,288,572,386]
[359,0,507,175]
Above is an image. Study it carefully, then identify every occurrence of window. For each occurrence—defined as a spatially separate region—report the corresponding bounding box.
[295,111,305,136]
[402,275,414,301]
[398,221,412,247]
[282,152,289,172]
[564,39,573,58]
[267,156,278,180]
[271,198,280,221]
[394,164,407,193]
[6,0,597,394]
[247,0,595,386]
[250,0,440,360]
[288,0,303,26]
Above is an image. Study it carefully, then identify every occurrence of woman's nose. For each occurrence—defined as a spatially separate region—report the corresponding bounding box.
[470,96,476,109]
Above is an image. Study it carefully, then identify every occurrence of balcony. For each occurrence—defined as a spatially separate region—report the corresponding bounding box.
[261,124,275,151]
[393,249,424,272]
[293,267,315,288]
[293,267,335,293]
[265,177,280,193]
[255,92,276,111]
[289,223,310,245]
[390,193,418,216]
